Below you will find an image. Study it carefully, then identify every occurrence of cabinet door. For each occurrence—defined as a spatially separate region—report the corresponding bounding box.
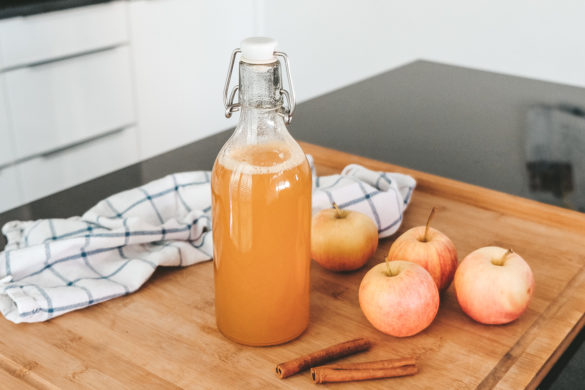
[17,126,138,204]
[0,165,22,213]
[128,0,255,159]
[0,75,14,167]
[5,46,135,160]
[0,1,128,70]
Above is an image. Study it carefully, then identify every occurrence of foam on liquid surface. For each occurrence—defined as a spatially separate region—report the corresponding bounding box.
[218,141,306,174]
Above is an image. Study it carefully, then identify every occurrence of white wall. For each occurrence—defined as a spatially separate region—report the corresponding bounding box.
[128,0,257,159]
[262,0,585,102]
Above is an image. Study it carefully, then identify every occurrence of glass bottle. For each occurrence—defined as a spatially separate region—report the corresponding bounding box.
[211,37,312,346]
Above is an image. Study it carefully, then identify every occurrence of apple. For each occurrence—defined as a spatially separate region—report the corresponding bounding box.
[454,246,535,325]
[311,203,378,272]
[359,260,439,337]
[387,207,458,292]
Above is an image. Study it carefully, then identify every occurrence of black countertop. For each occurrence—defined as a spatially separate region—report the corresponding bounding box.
[291,61,585,213]
[0,0,110,19]
[1,60,584,389]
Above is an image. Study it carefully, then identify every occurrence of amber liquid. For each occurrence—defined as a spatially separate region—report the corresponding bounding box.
[211,141,312,346]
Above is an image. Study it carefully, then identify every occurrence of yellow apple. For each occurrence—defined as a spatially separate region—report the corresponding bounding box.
[387,208,458,292]
[311,203,378,271]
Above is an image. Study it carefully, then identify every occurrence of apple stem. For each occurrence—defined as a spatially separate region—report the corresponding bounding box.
[423,207,437,242]
[492,249,514,266]
[385,257,393,277]
[332,202,347,219]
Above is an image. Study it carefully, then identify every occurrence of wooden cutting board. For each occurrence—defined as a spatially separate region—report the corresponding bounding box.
[1,142,584,389]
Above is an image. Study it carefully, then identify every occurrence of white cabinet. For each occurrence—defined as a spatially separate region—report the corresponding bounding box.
[0,165,21,212]
[17,126,138,203]
[0,74,14,167]
[128,0,256,159]
[0,1,128,70]
[6,45,135,159]
[0,2,139,210]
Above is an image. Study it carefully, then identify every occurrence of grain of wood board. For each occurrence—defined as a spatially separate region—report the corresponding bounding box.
[1,142,584,389]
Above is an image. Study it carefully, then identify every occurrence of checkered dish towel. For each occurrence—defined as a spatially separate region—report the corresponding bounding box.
[0,158,415,323]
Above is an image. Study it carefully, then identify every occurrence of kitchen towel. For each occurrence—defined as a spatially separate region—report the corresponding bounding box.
[0,158,415,323]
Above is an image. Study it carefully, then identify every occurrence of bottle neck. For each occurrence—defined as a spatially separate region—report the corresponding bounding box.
[239,105,281,123]
[238,60,283,110]
[236,104,284,142]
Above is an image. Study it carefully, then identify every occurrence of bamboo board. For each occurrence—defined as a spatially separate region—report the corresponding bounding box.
[1,142,584,389]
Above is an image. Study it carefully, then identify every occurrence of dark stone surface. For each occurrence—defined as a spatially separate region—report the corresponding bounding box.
[0,60,583,389]
[289,60,585,212]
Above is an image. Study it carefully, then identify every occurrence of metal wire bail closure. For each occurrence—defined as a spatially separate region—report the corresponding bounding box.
[275,51,296,125]
[223,48,297,124]
[223,49,241,118]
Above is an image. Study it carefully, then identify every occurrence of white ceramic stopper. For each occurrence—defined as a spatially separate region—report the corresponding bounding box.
[240,37,277,64]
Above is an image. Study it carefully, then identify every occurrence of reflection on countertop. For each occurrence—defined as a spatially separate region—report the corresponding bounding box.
[526,104,585,211]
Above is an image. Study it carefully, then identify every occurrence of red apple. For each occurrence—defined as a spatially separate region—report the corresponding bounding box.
[387,208,458,292]
[454,246,535,325]
[311,203,378,272]
[359,260,439,337]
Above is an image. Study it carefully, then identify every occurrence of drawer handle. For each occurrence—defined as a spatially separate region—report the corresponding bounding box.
[39,125,131,159]
[0,162,15,174]
[2,44,125,72]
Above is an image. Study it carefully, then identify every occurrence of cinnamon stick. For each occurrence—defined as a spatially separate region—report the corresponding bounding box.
[311,364,418,384]
[319,357,416,370]
[275,338,371,379]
